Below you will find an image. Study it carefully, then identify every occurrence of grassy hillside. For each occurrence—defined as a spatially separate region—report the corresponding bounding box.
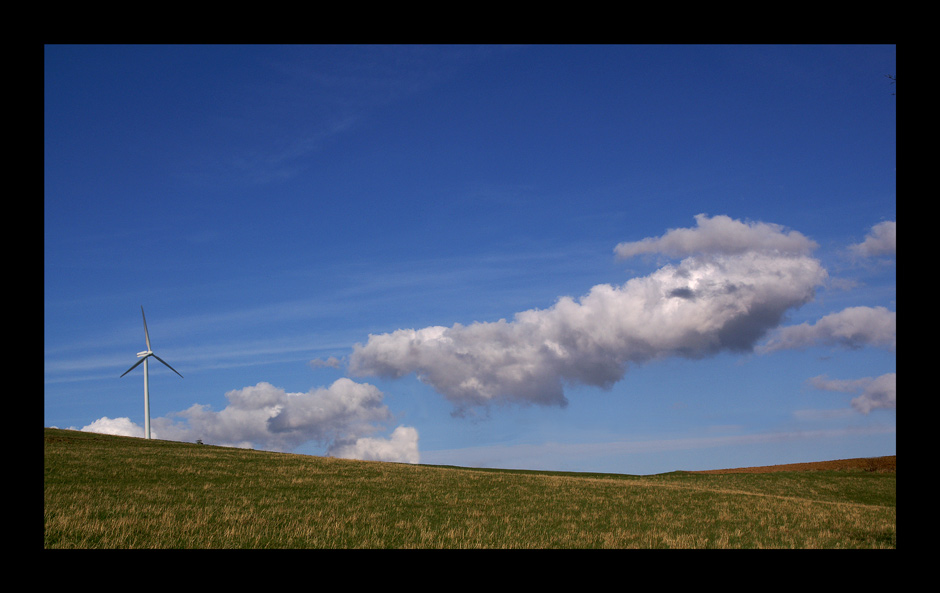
[43,428,895,548]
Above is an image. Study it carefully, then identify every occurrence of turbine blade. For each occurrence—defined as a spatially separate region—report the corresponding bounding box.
[120,356,148,377]
[152,354,183,378]
[141,306,151,351]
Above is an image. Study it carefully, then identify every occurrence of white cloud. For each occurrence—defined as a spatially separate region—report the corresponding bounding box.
[81,378,419,463]
[613,213,817,259]
[80,416,144,438]
[850,220,896,258]
[329,425,420,464]
[808,373,896,414]
[758,306,896,353]
[350,215,827,412]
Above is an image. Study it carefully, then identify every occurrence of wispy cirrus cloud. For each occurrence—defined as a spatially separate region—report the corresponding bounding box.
[419,424,896,473]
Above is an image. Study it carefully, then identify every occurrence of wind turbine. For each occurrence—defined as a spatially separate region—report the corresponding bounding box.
[120,306,183,439]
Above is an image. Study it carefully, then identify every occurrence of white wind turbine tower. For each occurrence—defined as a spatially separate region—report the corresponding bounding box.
[120,306,183,439]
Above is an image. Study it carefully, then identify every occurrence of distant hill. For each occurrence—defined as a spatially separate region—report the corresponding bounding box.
[687,455,896,474]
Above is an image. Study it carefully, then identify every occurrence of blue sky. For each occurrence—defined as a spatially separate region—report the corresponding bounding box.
[44,44,895,474]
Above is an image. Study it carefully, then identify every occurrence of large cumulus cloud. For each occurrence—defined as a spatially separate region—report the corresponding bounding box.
[349,215,827,412]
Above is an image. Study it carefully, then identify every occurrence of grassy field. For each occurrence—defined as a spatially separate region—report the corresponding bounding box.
[43,427,896,548]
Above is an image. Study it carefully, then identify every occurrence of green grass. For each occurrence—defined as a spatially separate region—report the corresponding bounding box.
[43,428,896,548]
